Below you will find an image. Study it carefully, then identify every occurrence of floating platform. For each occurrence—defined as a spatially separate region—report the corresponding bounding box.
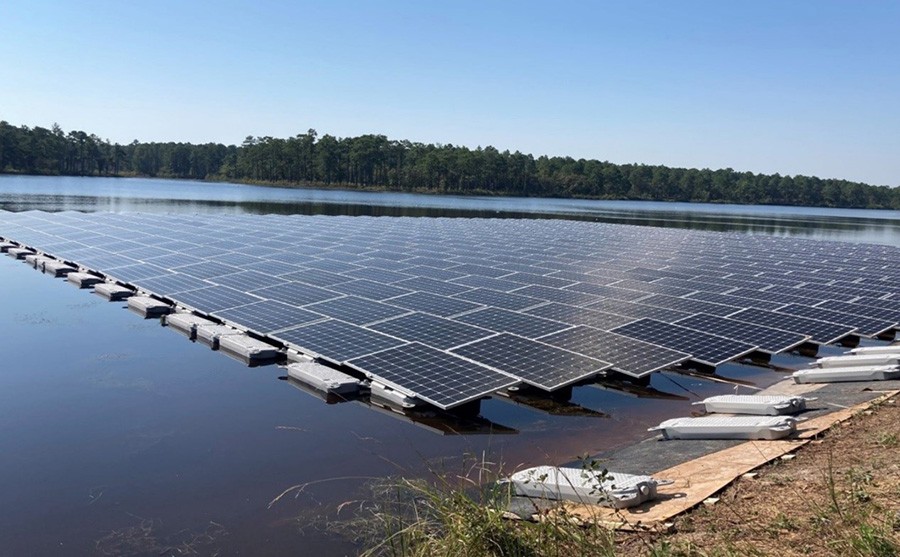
[66,272,103,288]
[504,466,668,509]
[42,260,76,277]
[846,345,900,356]
[163,312,218,339]
[694,394,810,416]
[24,254,46,267]
[792,365,900,384]
[94,283,134,301]
[7,247,34,259]
[218,334,280,362]
[649,415,798,440]
[814,353,900,368]
[195,324,243,348]
[127,295,172,318]
[286,360,362,396]
[369,382,420,409]
[0,242,16,253]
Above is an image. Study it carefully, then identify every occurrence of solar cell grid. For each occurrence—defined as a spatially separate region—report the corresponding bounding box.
[275,319,406,363]
[369,312,495,350]
[524,302,638,331]
[171,286,263,312]
[214,300,325,334]
[455,307,572,339]
[539,325,690,376]
[252,282,342,306]
[610,318,758,367]
[776,303,895,337]
[347,342,518,410]
[728,308,856,344]
[816,299,900,324]
[451,333,611,390]
[328,279,413,300]
[304,295,411,325]
[674,313,808,353]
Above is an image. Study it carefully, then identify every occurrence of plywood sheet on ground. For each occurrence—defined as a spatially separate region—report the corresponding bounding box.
[563,390,898,529]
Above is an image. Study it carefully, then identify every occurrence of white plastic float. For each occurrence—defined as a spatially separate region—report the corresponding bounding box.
[649,415,798,440]
[286,360,363,396]
[792,365,900,384]
[66,272,103,288]
[694,394,810,416]
[164,312,218,339]
[127,296,172,318]
[504,466,669,509]
[813,353,900,368]
[94,283,134,301]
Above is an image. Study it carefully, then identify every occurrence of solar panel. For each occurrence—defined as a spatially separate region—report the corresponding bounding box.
[174,261,241,279]
[777,303,896,337]
[685,290,786,312]
[303,295,410,325]
[727,308,856,345]
[347,342,518,410]
[369,312,495,350]
[674,313,808,354]
[105,264,173,283]
[586,298,695,323]
[280,268,352,287]
[637,293,739,317]
[170,286,263,312]
[328,279,413,300]
[452,288,543,311]
[391,276,473,296]
[610,318,758,367]
[274,319,406,363]
[135,273,211,295]
[252,282,342,306]
[209,270,288,291]
[451,333,611,391]
[386,291,484,317]
[523,302,638,331]
[214,300,325,334]
[510,285,602,306]
[816,299,900,324]
[539,325,690,377]
[454,307,572,339]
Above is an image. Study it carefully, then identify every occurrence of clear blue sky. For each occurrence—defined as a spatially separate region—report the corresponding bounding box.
[1,1,898,185]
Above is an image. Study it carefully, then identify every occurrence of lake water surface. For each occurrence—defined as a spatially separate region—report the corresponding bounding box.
[0,175,895,555]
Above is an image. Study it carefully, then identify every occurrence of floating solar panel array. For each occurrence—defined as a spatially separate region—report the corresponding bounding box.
[2,210,900,410]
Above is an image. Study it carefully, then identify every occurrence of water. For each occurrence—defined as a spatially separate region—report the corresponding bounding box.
[0,175,895,555]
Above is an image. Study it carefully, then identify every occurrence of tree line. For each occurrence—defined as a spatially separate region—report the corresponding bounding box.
[1,120,896,209]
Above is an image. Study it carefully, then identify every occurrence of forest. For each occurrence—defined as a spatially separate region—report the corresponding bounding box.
[1,120,896,209]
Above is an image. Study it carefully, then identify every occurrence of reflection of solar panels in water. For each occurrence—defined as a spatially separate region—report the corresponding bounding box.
[610,318,758,367]
[347,342,518,410]
[451,333,611,391]
[539,325,690,377]
[674,313,808,353]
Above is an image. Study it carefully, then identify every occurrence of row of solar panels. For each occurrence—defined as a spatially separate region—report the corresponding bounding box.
[2,211,898,410]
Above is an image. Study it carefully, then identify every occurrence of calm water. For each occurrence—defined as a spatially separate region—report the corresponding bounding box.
[0,175,895,556]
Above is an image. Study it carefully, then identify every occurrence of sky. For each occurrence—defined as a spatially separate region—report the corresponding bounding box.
[1,1,899,186]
